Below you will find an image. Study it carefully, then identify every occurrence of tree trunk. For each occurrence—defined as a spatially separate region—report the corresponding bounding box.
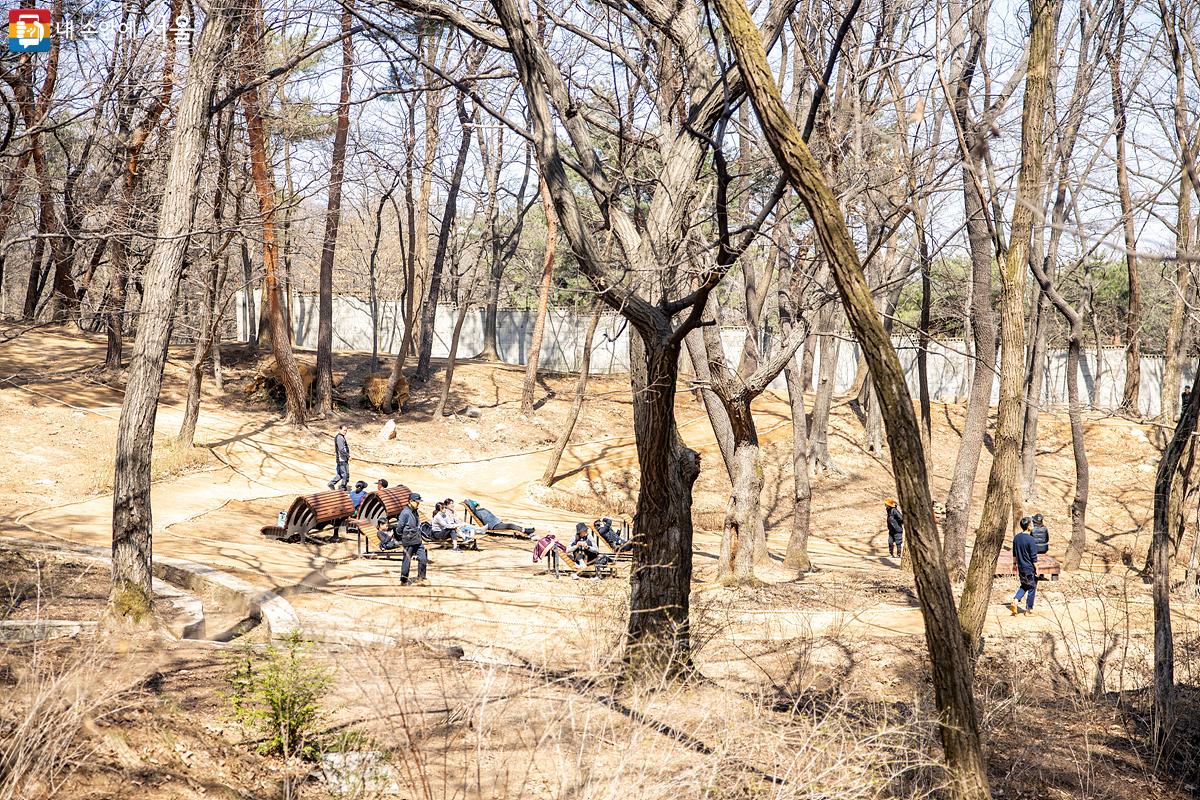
[541,302,603,485]
[1163,167,1194,423]
[807,313,839,472]
[684,326,737,475]
[415,96,473,382]
[779,243,815,575]
[367,183,396,372]
[102,0,183,368]
[22,215,48,320]
[178,105,235,447]
[1107,2,1141,415]
[864,377,883,453]
[915,207,934,460]
[434,301,473,418]
[782,339,814,574]
[718,401,765,586]
[625,330,700,673]
[110,0,234,623]
[1186,489,1200,596]
[314,0,354,416]
[1150,372,1200,751]
[1061,334,1090,569]
[1020,273,1051,502]
[943,25,998,581]
[241,8,306,425]
[958,0,1055,654]
[711,2,989,793]
[521,177,557,414]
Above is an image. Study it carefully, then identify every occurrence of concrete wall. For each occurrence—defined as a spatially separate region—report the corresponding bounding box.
[235,291,1189,415]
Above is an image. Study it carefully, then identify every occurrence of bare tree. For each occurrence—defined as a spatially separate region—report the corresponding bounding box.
[520,177,557,414]
[957,0,1056,653]
[103,0,184,370]
[110,0,238,622]
[314,0,356,416]
[710,1,989,794]
[239,0,307,425]
[178,104,237,447]
[541,301,603,485]
[1106,0,1142,414]
[414,68,479,384]
[942,0,999,579]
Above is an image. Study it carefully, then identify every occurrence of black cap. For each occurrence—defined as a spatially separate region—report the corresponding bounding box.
[1032,513,1043,524]
[410,492,422,501]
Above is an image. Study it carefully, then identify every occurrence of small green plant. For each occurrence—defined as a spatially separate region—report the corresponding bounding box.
[227,632,330,760]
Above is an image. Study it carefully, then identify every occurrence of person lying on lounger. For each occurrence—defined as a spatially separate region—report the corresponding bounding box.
[461,499,535,537]
[592,518,629,551]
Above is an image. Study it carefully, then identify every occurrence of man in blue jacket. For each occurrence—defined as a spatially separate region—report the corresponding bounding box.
[1009,516,1039,616]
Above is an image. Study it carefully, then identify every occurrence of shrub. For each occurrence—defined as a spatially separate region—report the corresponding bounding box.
[227,632,330,760]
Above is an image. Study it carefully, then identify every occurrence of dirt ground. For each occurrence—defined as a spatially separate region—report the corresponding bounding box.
[1,324,1198,799]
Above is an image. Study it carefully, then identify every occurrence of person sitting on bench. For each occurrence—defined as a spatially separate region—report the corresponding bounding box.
[374,518,400,551]
[433,498,479,551]
[567,523,600,565]
[349,481,369,512]
[462,499,535,537]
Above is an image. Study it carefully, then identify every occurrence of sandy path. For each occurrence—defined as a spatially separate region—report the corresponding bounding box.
[1,329,1191,672]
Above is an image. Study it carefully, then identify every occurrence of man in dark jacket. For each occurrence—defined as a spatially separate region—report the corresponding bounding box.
[395,492,427,585]
[327,425,350,491]
[1009,517,1039,616]
[1031,513,1049,555]
[885,497,904,558]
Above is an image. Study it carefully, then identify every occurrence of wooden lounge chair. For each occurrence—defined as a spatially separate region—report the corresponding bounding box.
[592,518,633,560]
[545,548,616,579]
[462,499,535,540]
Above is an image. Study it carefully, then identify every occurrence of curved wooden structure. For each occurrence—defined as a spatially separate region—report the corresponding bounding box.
[282,490,356,542]
[355,485,412,527]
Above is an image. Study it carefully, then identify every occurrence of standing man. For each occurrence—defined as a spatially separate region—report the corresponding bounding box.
[885,497,904,558]
[1031,513,1050,555]
[327,425,350,491]
[395,492,428,585]
[1010,516,1039,616]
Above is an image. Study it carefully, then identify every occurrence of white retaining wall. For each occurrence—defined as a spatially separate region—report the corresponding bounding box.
[234,291,1188,415]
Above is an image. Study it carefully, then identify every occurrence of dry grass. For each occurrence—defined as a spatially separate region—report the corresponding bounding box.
[315,590,946,800]
[0,641,133,800]
[82,437,215,495]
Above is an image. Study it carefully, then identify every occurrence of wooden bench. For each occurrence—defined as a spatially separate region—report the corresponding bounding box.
[994,550,1061,580]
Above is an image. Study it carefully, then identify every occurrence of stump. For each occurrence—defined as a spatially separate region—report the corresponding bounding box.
[363,372,409,412]
[244,358,316,405]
